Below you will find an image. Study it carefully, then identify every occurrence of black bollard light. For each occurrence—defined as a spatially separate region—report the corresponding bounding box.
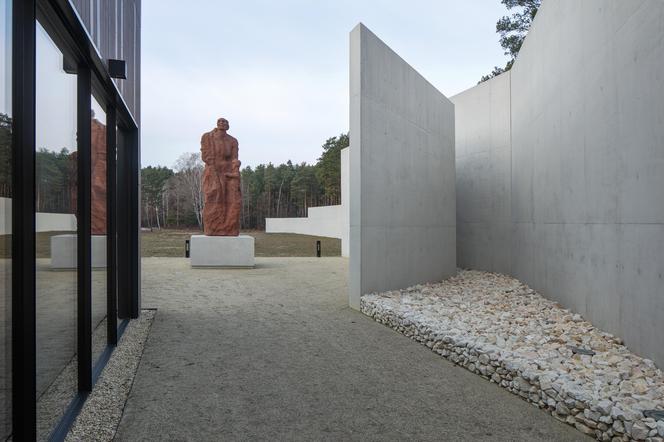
[185,239,190,258]
[316,240,321,257]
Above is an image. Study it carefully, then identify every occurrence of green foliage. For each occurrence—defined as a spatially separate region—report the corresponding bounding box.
[141,165,175,228]
[479,0,541,83]
[316,133,349,201]
[1,112,76,212]
[141,166,174,208]
[142,133,348,230]
[35,147,75,213]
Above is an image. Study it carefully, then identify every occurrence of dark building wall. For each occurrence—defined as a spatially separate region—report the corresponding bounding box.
[70,0,140,122]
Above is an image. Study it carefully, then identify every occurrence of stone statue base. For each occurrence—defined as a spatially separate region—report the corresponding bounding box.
[189,235,255,268]
[51,234,107,269]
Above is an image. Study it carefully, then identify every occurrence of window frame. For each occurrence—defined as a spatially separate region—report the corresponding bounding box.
[11,0,140,439]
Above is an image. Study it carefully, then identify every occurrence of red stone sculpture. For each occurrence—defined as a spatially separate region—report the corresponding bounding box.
[69,115,107,235]
[201,118,242,236]
[91,117,107,235]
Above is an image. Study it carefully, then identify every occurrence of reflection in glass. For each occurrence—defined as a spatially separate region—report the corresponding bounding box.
[0,0,11,438]
[116,126,123,328]
[91,96,107,364]
[35,21,78,440]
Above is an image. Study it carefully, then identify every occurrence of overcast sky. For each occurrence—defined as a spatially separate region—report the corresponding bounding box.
[141,0,510,169]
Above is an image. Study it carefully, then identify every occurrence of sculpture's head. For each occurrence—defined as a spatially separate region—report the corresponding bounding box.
[216,118,229,131]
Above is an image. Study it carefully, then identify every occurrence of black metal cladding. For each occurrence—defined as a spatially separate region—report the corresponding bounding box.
[77,64,93,393]
[10,0,140,439]
[108,59,127,79]
[12,0,37,439]
[129,127,140,317]
[107,104,118,346]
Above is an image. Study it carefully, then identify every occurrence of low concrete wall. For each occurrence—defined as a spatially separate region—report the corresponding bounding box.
[0,197,77,234]
[0,197,10,235]
[349,24,456,310]
[266,205,344,239]
[265,148,350,257]
[452,0,664,366]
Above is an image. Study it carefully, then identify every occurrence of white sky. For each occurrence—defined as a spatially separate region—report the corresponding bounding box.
[140,0,511,168]
[34,22,106,154]
[36,22,77,153]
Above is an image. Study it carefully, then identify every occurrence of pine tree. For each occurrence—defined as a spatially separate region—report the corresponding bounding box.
[480,0,541,83]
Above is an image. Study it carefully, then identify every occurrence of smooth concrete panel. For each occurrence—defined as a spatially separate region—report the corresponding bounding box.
[510,0,664,365]
[453,0,664,366]
[266,205,344,240]
[50,234,107,269]
[0,198,78,234]
[349,24,456,309]
[452,72,511,274]
[190,235,255,268]
[340,147,350,258]
[512,0,664,225]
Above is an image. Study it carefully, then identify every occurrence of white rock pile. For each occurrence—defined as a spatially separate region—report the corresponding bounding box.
[361,270,664,441]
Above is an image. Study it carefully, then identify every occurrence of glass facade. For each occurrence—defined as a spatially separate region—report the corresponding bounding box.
[91,95,107,365]
[0,0,10,439]
[35,21,78,439]
[6,1,140,438]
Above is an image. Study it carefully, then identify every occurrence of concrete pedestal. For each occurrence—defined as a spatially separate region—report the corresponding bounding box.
[51,234,107,269]
[190,235,255,268]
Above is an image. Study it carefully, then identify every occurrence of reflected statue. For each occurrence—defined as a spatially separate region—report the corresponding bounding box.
[68,113,107,235]
[200,118,241,236]
[90,116,107,235]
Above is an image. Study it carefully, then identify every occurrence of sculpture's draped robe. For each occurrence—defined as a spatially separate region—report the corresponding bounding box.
[201,129,241,236]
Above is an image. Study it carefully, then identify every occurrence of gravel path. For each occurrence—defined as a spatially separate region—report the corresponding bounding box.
[65,310,155,441]
[362,270,664,441]
[113,258,583,441]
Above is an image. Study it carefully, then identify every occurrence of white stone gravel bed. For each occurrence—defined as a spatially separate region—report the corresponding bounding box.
[361,270,664,442]
[65,310,155,442]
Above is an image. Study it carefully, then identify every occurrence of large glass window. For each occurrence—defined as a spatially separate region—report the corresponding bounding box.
[0,0,11,439]
[35,20,78,440]
[91,95,107,364]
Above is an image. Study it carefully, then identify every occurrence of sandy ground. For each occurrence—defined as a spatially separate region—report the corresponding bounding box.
[113,257,584,441]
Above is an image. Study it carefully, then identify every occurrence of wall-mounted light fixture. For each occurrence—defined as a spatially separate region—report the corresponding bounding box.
[108,59,127,79]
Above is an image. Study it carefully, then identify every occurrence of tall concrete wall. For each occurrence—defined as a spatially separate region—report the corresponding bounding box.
[349,24,456,309]
[453,73,512,276]
[453,0,664,366]
[341,147,350,257]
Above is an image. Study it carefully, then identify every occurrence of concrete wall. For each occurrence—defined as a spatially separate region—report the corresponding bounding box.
[266,205,344,238]
[349,24,456,310]
[0,197,9,235]
[453,73,512,276]
[266,147,350,257]
[0,198,77,234]
[452,0,664,366]
[341,147,350,257]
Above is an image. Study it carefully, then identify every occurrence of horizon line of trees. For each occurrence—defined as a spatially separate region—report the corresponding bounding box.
[141,133,348,231]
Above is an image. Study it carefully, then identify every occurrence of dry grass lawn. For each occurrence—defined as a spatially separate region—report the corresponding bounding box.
[140,229,341,258]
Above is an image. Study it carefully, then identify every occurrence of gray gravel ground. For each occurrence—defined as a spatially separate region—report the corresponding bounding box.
[65,310,155,441]
[111,257,585,441]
